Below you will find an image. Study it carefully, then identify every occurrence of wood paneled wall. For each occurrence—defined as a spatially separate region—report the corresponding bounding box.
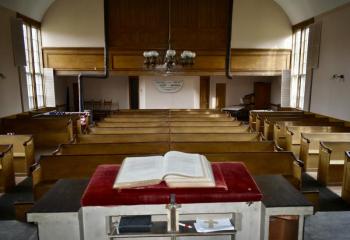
[43,48,291,76]
[108,0,228,51]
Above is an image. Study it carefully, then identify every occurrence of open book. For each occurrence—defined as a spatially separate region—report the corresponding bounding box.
[113,151,215,189]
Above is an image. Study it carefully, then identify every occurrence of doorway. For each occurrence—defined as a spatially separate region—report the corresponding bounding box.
[200,76,210,109]
[129,76,139,109]
[215,83,226,109]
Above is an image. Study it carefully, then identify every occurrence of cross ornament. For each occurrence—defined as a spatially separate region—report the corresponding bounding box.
[204,219,218,228]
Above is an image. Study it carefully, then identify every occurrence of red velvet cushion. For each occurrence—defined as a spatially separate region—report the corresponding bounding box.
[81,162,262,206]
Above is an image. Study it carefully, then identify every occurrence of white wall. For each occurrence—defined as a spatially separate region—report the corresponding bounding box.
[0,6,23,117]
[41,0,103,47]
[139,76,200,109]
[232,0,292,49]
[84,76,129,109]
[41,0,292,49]
[210,76,278,109]
[310,4,350,121]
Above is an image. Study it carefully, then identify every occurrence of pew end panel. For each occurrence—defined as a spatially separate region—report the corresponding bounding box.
[0,145,15,192]
[342,152,350,203]
[318,141,350,186]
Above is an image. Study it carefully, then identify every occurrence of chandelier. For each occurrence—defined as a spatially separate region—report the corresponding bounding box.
[143,0,196,72]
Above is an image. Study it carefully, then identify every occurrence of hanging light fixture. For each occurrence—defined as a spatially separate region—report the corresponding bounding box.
[143,0,196,72]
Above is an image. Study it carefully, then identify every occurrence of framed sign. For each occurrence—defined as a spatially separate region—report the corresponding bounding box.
[154,80,184,93]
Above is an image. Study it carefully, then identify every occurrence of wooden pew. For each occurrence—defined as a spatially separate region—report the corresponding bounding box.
[169,126,249,133]
[318,141,350,186]
[170,133,262,142]
[300,133,350,171]
[286,126,350,156]
[274,122,346,149]
[97,122,170,127]
[89,127,170,134]
[169,121,242,127]
[262,115,321,140]
[0,135,34,176]
[1,118,73,147]
[341,151,350,204]
[170,141,277,153]
[33,151,299,199]
[205,152,302,189]
[54,142,169,155]
[76,134,170,143]
[33,154,132,199]
[255,112,306,133]
[249,110,303,131]
[103,117,169,123]
[0,145,15,192]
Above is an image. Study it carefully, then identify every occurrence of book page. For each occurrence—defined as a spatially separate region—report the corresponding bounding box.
[163,151,204,178]
[113,156,165,188]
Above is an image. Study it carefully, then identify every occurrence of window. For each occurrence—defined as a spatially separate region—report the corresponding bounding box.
[290,21,312,109]
[22,21,44,110]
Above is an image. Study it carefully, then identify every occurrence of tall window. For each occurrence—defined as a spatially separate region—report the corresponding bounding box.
[22,21,44,110]
[291,23,311,109]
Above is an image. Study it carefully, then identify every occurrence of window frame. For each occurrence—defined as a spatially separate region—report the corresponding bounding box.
[290,18,313,109]
[18,14,45,110]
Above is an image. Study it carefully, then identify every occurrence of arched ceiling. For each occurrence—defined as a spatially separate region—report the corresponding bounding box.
[274,0,350,25]
[0,0,350,24]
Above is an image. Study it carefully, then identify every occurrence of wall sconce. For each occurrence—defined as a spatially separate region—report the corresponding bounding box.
[331,74,345,82]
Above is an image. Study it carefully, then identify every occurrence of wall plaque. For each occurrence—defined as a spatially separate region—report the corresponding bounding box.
[154,80,184,93]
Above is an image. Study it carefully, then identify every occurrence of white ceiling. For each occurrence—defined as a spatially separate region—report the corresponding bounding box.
[274,0,350,24]
[0,0,350,24]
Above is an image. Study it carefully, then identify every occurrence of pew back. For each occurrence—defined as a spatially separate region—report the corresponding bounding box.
[54,142,169,155]
[300,133,350,171]
[170,133,261,142]
[342,152,350,203]
[76,134,170,143]
[0,145,15,192]
[318,141,350,185]
[170,141,276,153]
[0,135,34,176]
[89,127,170,134]
[1,119,73,147]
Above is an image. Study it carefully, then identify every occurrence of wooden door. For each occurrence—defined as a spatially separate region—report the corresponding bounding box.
[254,82,271,109]
[73,83,79,112]
[216,83,226,109]
[200,76,210,109]
[129,76,139,109]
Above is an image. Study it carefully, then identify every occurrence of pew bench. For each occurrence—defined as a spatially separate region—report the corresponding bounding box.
[252,111,304,132]
[170,141,278,153]
[89,127,170,134]
[277,123,347,151]
[205,151,302,189]
[54,142,169,155]
[0,135,34,176]
[0,145,15,192]
[32,154,133,199]
[286,126,350,157]
[300,133,350,171]
[76,134,170,143]
[342,152,350,204]
[262,115,321,140]
[169,126,249,133]
[1,118,74,148]
[170,132,263,142]
[96,122,170,127]
[318,141,350,186]
[249,110,302,131]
